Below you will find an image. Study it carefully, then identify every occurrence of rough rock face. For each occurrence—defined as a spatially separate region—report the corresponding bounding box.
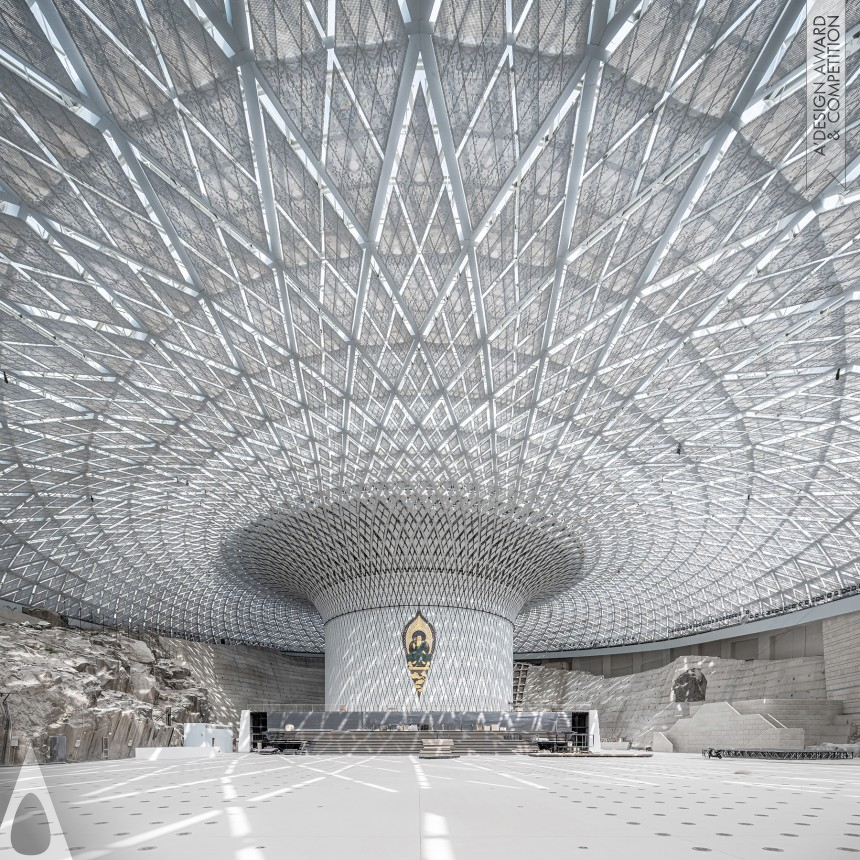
[0,614,209,764]
[672,668,707,702]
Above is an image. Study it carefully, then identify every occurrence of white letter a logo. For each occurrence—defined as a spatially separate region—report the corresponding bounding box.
[0,748,72,858]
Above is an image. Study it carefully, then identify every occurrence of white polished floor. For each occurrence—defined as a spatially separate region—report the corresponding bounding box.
[3,752,860,859]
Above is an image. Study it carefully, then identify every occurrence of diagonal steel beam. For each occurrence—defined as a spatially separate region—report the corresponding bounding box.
[26,0,248,374]
[555,153,860,477]
[512,0,609,498]
[420,31,499,473]
[14,0,423,492]
[341,35,420,481]
[416,0,653,337]
[228,0,323,491]
[565,0,808,421]
[193,0,465,484]
[528,0,812,511]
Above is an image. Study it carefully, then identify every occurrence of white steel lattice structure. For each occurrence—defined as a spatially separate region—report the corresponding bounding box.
[0,0,859,657]
[228,485,584,620]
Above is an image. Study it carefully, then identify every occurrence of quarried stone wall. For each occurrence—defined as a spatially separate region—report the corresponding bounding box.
[0,606,324,762]
[0,618,206,765]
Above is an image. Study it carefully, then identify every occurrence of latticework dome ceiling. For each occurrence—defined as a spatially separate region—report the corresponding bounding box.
[0,0,858,653]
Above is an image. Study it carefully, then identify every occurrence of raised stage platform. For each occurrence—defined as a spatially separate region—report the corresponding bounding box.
[253,709,572,732]
[260,729,539,755]
[241,709,597,756]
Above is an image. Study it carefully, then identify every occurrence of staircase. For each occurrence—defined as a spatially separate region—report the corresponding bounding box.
[662,702,805,753]
[660,699,853,752]
[281,730,537,755]
[286,731,421,754]
[627,703,692,748]
[447,732,537,755]
[715,699,853,746]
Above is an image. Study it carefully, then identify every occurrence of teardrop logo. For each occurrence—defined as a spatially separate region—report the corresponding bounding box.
[0,750,72,858]
[11,793,50,855]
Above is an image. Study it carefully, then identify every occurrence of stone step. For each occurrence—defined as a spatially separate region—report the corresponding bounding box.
[281,729,538,756]
[712,699,844,715]
[804,729,853,744]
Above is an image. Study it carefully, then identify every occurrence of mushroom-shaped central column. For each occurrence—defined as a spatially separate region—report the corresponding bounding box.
[231,485,583,710]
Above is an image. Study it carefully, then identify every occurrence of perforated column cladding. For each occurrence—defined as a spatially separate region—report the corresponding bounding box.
[325,606,514,711]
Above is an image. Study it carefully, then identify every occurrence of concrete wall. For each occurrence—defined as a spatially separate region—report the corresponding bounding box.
[521,655,827,744]
[535,618,825,676]
[823,610,860,718]
[162,639,325,729]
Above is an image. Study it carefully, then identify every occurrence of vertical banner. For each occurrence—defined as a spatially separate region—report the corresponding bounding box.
[807,0,846,186]
[403,610,435,698]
